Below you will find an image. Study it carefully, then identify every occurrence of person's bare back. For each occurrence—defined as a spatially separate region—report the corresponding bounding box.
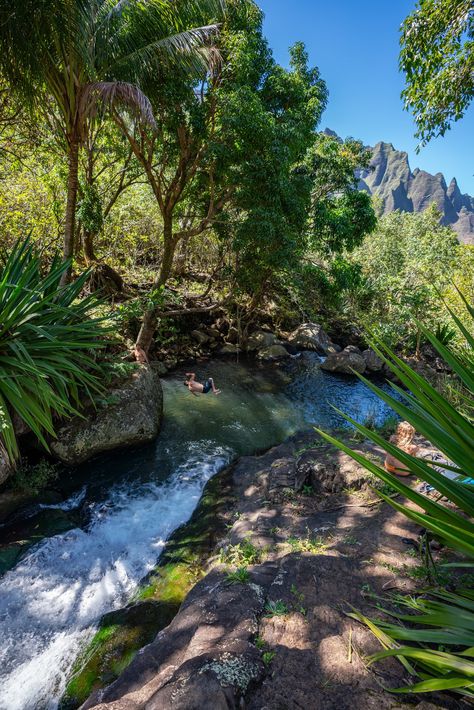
[184,372,221,396]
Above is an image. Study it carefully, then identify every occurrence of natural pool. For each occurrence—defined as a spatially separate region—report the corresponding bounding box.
[0,353,395,710]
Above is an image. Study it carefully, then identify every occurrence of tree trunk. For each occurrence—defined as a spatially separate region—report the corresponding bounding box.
[83,230,96,264]
[135,216,177,354]
[60,134,80,287]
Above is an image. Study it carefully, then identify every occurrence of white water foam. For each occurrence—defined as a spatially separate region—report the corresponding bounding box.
[0,447,230,710]
[38,486,87,512]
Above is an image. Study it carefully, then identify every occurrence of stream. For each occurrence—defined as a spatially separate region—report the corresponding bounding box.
[0,354,395,710]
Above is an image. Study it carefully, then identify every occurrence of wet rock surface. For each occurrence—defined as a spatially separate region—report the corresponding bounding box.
[288,322,332,354]
[256,344,290,361]
[321,348,367,375]
[51,365,163,465]
[362,348,384,372]
[82,431,462,710]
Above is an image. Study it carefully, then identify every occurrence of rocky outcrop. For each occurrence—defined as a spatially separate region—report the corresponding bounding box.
[288,323,332,354]
[322,128,474,244]
[245,331,277,352]
[356,139,474,244]
[320,346,367,375]
[51,365,163,465]
[81,431,457,710]
[82,571,265,710]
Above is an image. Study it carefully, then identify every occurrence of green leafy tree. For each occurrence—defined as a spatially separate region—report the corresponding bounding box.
[400,0,474,146]
[0,0,225,284]
[352,206,460,349]
[305,133,377,254]
[119,3,329,352]
[223,40,328,310]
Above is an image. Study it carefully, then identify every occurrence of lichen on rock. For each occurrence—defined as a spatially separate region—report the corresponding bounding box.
[201,653,260,692]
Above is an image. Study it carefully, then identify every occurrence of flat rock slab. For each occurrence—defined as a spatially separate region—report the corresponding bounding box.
[82,570,265,709]
[82,431,462,710]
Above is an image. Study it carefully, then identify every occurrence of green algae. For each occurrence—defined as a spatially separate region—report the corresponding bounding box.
[60,466,235,709]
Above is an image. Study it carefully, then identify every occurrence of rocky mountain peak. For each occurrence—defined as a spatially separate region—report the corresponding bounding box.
[342,131,474,244]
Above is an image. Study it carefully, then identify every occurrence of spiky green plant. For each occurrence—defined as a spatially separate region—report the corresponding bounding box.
[318,297,474,697]
[0,239,110,466]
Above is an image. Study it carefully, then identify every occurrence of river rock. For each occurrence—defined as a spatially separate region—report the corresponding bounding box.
[191,329,210,345]
[362,348,384,372]
[288,323,331,354]
[245,331,277,351]
[0,446,12,486]
[256,344,290,361]
[320,349,366,375]
[51,365,163,465]
[219,343,241,356]
[226,326,240,344]
[204,326,221,339]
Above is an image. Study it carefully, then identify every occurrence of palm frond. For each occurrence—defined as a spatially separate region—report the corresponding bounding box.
[80,81,156,127]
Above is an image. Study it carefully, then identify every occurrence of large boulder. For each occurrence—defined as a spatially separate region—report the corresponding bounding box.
[362,348,384,372]
[245,331,277,351]
[191,329,210,345]
[256,344,290,361]
[288,323,332,354]
[320,348,366,375]
[51,365,163,465]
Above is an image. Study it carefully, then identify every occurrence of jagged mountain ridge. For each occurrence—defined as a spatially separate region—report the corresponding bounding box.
[324,129,474,244]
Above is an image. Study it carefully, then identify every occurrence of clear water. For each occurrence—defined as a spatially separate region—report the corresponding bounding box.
[0,354,395,709]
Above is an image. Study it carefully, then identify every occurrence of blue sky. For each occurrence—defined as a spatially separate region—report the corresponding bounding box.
[259,0,474,195]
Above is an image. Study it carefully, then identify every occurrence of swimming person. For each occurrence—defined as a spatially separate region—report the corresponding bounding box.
[184,372,221,396]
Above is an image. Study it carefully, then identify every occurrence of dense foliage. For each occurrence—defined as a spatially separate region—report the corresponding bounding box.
[400,0,474,146]
[350,207,464,350]
[0,0,226,282]
[0,240,109,466]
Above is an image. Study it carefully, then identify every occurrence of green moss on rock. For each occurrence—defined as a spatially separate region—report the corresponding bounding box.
[60,467,235,709]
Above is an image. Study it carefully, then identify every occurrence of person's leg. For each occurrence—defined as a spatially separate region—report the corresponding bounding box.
[209,377,221,395]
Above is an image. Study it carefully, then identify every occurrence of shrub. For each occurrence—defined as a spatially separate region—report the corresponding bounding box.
[0,238,110,465]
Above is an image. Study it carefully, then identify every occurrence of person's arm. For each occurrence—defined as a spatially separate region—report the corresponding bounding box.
[186,372,196,382]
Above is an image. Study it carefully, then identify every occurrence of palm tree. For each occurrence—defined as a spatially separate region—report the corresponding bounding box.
[0,0,225,284]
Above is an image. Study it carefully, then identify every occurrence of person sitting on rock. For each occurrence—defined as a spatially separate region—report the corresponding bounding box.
[384,421,419,477]
[184,372,221,396]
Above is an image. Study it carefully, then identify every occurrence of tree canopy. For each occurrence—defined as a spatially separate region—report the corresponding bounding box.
[400,0,474,146]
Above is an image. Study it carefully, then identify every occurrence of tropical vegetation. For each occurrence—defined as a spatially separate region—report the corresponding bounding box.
[0,240,108,467]
[319,300,474,696]
[400,0,474,146]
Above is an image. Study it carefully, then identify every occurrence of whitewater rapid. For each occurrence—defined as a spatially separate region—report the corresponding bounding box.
[0,446,230,710]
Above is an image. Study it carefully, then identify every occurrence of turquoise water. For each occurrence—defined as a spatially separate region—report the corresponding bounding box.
[0,353,395,709]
